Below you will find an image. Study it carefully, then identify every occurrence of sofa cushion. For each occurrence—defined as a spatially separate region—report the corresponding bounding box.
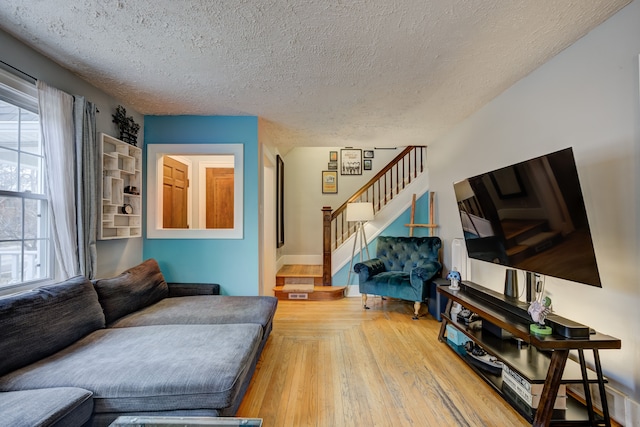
[93,259,168,324]
[0,324,263,414]
[0,276,105,377]
[109,296,277,334]
[0,387,93,427]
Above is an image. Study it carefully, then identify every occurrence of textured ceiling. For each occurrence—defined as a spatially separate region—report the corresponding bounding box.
[0,0,630,149]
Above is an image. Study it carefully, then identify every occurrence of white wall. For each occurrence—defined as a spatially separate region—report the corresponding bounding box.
[429,1,640,403]
[0,30,144,279]
[282,147,402,260]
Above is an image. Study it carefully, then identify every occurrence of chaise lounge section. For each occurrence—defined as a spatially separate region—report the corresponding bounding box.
[0,259,277,427]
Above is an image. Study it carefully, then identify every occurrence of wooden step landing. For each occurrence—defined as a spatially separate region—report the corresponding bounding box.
[273,285,346,301]
[275,264,344,301]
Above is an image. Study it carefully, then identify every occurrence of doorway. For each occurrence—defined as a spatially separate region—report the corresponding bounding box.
[206,167,234,228]
[163,156,189,228]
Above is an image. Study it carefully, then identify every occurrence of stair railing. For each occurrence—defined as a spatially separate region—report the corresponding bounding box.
[322,146,427,285]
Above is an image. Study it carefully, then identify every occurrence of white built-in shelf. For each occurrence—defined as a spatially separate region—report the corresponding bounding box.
[99,133,142,240]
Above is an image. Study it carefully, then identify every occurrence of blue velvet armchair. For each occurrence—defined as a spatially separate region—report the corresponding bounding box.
[353,236,442,319]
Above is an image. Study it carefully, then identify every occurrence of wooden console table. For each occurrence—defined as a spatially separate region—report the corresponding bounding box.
[437,282,621,427]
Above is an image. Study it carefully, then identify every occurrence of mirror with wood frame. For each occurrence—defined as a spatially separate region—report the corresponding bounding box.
[147,144,244,239]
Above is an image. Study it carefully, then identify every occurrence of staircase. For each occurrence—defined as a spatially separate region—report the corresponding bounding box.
[322,146,427,285]
[274,146,428,301]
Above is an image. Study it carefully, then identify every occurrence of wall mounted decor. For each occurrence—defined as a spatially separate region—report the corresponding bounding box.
[112,105,140,146]
[330,151,338,161]
[364,150,374,159]
[99,133,142,239]
[341,149,362,175]
[364,159,372,170]
[328,161,337,170]
[322,170,338,194]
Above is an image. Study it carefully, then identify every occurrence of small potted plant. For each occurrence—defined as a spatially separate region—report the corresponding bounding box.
[112,105,140,146]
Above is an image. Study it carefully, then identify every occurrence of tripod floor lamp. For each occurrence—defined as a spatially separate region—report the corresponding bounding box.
[346,202,374,287]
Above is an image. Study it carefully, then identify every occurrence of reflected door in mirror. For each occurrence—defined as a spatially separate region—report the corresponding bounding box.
[206,168,234,228]
[163,157,189,228]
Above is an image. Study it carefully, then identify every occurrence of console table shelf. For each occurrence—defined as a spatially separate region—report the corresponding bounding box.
[442,314,601,385]
[437,282,621,427]
[444,340,598,424]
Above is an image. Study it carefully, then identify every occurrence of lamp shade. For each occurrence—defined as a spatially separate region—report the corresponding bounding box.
[454,179,475,201]
[346,202,374,222]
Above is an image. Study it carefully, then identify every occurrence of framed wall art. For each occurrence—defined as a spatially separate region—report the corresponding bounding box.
[329,151,338,161]
[328,161,338,170]
[322,170,338,194]
[340,149,362,175]
[364,159,372,170]
[363,150,374,159]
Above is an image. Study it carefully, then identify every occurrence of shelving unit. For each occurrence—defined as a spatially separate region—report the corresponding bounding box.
[99,133,142,240]
[437,281,621,427]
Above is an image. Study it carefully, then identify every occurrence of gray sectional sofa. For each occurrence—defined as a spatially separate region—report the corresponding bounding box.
[0,259,277,427]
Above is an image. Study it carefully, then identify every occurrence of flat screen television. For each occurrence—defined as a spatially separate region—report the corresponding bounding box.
[453,147,601,287]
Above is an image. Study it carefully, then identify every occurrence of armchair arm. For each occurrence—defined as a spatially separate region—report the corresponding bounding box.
[167,282,220,297]
[410,260,443,284]
[353,258,386,281]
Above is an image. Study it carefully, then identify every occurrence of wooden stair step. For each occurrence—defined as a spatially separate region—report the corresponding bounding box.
[273,285,346,301]
[276,264,324,286]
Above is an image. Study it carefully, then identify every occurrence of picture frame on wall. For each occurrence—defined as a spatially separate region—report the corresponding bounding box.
[340,149,362,175]
[329,151,338,161]
[363,150,374,159]
[364,159,372,170]
[328,161,338,170]
[322,171,338,194]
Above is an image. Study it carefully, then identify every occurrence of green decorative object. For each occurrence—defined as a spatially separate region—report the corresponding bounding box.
[528,288,553,336]
[530,323,553,335]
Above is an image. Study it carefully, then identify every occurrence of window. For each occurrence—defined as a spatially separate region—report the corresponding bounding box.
[0,70,51,289]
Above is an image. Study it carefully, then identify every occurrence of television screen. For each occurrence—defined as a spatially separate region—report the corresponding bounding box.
[453,147,601,287]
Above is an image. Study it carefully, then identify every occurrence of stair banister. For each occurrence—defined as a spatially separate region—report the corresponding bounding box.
[322,146,426,285]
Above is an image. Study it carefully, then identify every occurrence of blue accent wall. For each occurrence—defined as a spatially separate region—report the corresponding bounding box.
[333,192,433,286]
[143,116,259,295]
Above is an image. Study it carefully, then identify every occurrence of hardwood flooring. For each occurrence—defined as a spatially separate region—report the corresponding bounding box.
[236,297,528,427]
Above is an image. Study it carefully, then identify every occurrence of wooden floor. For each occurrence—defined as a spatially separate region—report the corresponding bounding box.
[236,297,529,427]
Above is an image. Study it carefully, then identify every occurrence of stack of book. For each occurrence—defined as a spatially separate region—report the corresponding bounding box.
[502,364,567,410]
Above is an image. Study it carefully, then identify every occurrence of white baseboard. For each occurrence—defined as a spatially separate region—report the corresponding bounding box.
[568,383,640,426]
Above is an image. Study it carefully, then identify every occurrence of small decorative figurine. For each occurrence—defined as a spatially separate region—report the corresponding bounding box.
[447,268,461,290]
[528,295,553,335]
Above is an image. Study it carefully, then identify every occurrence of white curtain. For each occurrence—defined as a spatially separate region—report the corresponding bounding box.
[37,81,79,279]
